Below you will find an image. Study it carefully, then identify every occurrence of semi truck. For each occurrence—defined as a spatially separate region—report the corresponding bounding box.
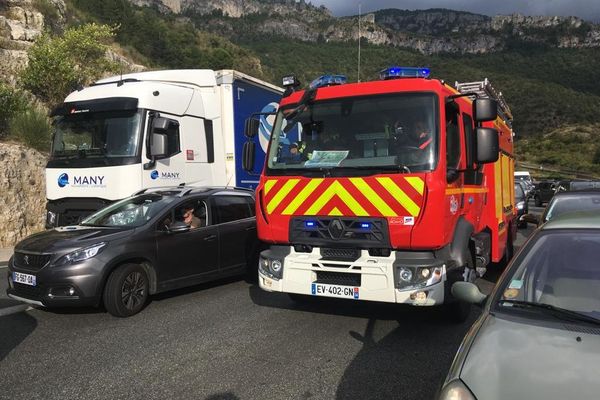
[45,69,282,228]
[244,68,516,321]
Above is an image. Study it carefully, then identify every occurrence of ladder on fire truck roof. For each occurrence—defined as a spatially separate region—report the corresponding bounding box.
[455,78,513,126]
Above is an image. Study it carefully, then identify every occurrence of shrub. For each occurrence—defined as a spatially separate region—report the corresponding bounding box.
[0,84,28,138]
[8,105,52,152]
[21,23,119,106]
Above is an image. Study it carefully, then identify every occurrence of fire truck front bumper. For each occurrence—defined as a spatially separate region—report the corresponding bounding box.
[258,246,448,306]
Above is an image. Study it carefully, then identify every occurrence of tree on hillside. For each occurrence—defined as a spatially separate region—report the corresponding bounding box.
[21,23,119,106]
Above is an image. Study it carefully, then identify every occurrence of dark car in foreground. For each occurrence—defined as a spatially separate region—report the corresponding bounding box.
[7,187,258,317]
[438,211,600,400]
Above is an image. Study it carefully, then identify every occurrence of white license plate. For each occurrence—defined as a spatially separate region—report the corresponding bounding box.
[311,283,359,299]
[13,271,36,286]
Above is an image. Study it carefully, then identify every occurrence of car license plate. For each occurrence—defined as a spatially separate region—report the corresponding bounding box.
[13,271,36,286]
[311,283,359,299]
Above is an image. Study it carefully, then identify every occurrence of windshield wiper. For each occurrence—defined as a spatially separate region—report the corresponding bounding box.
[499,300,600,326]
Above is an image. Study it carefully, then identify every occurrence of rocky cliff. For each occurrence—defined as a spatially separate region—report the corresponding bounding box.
[130,1,600,54]
[0,142,47,247]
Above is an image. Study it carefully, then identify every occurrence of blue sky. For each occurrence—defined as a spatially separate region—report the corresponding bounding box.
[310,0,600,22]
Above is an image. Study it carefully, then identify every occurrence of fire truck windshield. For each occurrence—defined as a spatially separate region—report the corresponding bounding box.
[266,93,438,176]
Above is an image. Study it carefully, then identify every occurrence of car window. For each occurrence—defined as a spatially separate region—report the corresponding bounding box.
[82,194,171,227]
[546,195,600,221]
[496,231,600,320]
[213,196,254,224]
[158,198,208,231]
[514,184,525,201]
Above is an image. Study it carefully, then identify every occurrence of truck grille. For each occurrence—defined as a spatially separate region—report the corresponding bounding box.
[316,271,361,287]
[60,210,89,226]
[14,252,52,272]
[320,248,361,261]
[290,217,390,248]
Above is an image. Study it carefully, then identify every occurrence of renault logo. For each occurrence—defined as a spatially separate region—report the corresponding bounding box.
[24,255,30,265]
[328,219,344,239]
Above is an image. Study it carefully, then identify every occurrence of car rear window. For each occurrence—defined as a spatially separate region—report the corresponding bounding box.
[213,196,254,224]
[546,195,600,221]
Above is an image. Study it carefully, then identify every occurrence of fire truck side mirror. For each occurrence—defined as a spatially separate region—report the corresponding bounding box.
[244,118,260,138]
[473,98,498,122]
[476,127,499,164]
[242,141,256,172]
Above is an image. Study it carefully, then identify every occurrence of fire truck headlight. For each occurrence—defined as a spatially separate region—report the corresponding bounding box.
[259,256,284,280]
[396,265,445,290]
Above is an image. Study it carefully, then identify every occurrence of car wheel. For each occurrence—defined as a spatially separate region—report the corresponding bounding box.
[534,196,542,207]
[103,263,149,317]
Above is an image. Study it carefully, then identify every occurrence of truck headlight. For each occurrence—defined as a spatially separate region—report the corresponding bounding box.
[259,256,284,280]
[396,265,444,290]
[438,379,477,400]
[46,211,57,228]
[54,242,107,266]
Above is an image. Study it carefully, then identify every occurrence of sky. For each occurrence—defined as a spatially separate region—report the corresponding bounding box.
[310,0,600,22]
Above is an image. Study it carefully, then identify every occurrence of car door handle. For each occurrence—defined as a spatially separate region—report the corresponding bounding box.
[203,234,217,241]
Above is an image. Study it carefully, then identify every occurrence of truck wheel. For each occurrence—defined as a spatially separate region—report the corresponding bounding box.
[534,196,542,207]
[445,255,475,323]
[103,263,149,317]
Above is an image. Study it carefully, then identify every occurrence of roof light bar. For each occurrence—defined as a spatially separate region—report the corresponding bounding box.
[309,74,347,90]
[380,67,431,80]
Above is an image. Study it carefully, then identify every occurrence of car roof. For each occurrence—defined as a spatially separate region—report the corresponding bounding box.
[551,190,600,197]
[542,210,600,230]
[133,186,254,198]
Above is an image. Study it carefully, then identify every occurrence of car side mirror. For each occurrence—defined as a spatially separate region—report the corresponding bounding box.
[473,98,498,122]
[451,282,487,306]
[168,221,190,234]
[521,213,540,225]
[244,118,260,138]
[475,127,499,164]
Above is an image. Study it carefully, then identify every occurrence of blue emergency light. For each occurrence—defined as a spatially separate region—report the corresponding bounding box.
[380,66,431,80]
[360,222,371,229]
[305,220,317,228]
[309,74,347,90]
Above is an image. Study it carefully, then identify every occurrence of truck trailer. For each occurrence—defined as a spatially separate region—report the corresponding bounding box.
[46,69,282,227]
[244,67,516,321]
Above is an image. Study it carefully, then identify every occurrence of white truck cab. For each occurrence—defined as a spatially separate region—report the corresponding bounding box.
[46,69,282,227]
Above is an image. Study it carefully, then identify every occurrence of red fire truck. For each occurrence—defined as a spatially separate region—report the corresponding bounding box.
[243,67,516,321]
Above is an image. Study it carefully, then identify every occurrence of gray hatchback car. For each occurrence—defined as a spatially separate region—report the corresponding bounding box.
[439,211,600,400]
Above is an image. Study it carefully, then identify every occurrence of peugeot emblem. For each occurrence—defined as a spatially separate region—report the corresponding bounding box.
[328,219,344,239]
[24,255,30,265]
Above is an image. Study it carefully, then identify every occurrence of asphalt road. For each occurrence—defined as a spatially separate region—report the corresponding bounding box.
[0,205,541,400]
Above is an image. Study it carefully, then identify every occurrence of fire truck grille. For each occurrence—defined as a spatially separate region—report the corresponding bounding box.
[14,252,52,271]
[320,248,361,261]
[316,271,361,287]
[290,217,390,248]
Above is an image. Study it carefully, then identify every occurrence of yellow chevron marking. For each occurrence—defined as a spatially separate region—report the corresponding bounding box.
[376,177,420,216]
[305,180,368,216]
[282,179,324,215]
[267,179,300,214]
[405,177,425,195]
[349,178,397,217]
[264,180,277,195]
[328,207,343,216]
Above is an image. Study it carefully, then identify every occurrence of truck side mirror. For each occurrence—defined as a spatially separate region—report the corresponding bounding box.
[152,117,171,131]
[476,127,499,164]
[244,118,260,138]
[473,98,498,122]
[242,141,256,172]
[150,133,168,159]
